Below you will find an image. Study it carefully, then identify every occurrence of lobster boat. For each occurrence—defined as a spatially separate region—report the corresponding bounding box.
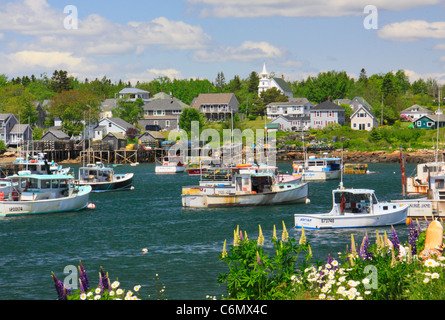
[0,172,91,217]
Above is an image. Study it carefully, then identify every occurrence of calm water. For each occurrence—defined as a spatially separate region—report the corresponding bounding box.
[0,162,421,300]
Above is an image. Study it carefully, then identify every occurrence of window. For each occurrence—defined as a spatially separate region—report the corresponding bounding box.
[427,122,433,127]
[108,123,112,127]
[416,121,421,127]
[166,120,170,127]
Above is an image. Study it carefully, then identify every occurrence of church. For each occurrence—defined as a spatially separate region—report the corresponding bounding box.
[257,63,293,99]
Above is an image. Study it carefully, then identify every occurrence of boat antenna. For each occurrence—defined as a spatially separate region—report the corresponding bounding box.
[339,146,344,189]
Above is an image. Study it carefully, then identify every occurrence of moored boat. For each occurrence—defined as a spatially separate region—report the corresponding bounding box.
[77,162,134,192]
[294,185,408,229]
[182,169,308,208]
[155,156,186,174]
[12,153,70,175]
[0,172,91,217]
[292,156,341,181]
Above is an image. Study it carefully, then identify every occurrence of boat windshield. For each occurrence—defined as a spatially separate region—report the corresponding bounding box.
[334,191,376,204]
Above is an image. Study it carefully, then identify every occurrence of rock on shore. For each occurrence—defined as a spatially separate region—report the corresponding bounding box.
[278,149,437,164]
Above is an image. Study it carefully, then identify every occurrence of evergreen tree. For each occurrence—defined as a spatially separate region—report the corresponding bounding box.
[50,70,72,93]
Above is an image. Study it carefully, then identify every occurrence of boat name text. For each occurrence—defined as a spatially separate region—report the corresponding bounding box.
[9,206,23,212]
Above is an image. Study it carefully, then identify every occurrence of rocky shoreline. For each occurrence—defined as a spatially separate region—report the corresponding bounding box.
[0,148,439,165]
[278,149,438,164]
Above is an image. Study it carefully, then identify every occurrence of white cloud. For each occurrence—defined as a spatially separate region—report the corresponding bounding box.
[0,50,109,79]
[378,20,445,42]
[434,43,445,50]
[404,69,445,84]
[193,41,282,62]
[187,0,443,18]
[125,68,184,83]
[0,0,211,57]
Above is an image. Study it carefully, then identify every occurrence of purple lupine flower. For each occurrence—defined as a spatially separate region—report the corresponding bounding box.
[391,226,400,254]
[359,234,373,261]
[326,254,333,265]
[78,261,89,291]
[408,220,419,256]
[51,272,67,300]
[100,267,110,291]
[256,251,262,265]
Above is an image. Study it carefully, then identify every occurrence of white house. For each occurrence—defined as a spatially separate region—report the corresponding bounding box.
[258,63,293,98]
[118,88,150,102]
[0,113,19,146]
[270,115,310,131]
[349,97,379,131]
[400,104,433,121]
[266,98,313,119]
[350,106,379,131]
[97,117,138,138]
[9,124,33,145]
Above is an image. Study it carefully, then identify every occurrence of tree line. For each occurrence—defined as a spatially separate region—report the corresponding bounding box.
[0,68,443,139]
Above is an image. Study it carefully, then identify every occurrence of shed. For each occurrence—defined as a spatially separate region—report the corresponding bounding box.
[102,132,127,150]
[41,129,70,141]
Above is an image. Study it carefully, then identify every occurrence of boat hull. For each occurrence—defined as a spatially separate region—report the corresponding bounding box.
[0,186,91,217]
[302,170,341,181]
[294,204,408,229]
[182,183,308,208]
[79,173,134,192]
[155,166,186,174]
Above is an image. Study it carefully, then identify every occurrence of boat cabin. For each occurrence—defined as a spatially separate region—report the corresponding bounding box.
[235,173,276,194]
[333,189,377,214]
[7,173,74,200]
[79,163,113,183]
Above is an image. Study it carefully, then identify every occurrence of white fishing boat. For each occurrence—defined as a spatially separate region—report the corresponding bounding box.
[12,153,70,175]
[406,161,445,194]
[294,184,408,229]
[0,172,91,217]
[292,156,341,181]
[182,170,308,208]
[155,156,186,174]
[78,162,134,192]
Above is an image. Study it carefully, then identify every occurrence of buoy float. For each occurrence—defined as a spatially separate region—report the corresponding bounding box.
[305,198,311,204]
[130,186,135,190]
[406,217,412,225]
[87,203,96,209]
[142,248,148,254]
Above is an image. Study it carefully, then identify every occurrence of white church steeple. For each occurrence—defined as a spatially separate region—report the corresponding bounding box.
[258,62,271,97]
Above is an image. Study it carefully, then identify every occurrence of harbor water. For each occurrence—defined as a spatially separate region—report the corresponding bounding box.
[0,162,422,300]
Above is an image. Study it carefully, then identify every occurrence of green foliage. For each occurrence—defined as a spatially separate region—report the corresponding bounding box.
[179,107,205,136]
[112,97,144,125]
[218,224,311,300]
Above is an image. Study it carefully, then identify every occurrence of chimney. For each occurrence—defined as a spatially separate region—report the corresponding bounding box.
[281,74,284,79]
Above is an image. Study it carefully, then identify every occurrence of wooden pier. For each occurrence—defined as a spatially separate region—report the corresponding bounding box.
[29,140,166,164]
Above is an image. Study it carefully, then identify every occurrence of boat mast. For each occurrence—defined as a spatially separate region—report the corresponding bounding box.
[400,146,405,199]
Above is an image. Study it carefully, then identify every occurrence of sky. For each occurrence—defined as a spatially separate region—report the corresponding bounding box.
[0,0,445,85]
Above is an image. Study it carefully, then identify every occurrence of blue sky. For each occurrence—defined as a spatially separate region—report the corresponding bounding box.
[0,0,444,85]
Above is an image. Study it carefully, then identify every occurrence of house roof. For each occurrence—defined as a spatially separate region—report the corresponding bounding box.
[100,117,137,131]
[0,113,15,121]
[401,104,432,114]
[351,97,373,111]
[10,124,32,134]
[311,100,345,111]
[272,77,292,94]
[100,98,118,111]
[143,99,185,111]
[191,93,238,107]
[417,115,445,123]
[104,132,126,140]
[119,87,149,95]
[351,105,376,119]
[140,131,165,140]
[42,129,70,139]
